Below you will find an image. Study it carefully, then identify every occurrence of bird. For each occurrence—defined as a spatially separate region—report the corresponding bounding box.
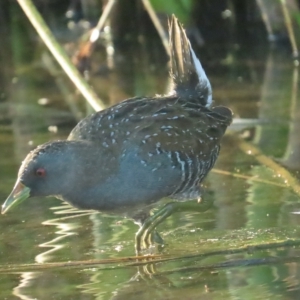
[2,15,232,253]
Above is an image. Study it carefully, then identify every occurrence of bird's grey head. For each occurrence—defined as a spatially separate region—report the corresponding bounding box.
[2,140,101,214]
[17,141,82,198]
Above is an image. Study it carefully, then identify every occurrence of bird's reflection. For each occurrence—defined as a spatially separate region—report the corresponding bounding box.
[12,272,39,300]
[36,203,93,263]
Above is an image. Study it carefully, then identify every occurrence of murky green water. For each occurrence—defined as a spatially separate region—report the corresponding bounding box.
[1,5,300,300]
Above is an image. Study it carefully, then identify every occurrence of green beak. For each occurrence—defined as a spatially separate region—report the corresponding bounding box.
[2,180,31,214]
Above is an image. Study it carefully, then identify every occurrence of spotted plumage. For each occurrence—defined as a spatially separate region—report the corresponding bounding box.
[68,96,231,203]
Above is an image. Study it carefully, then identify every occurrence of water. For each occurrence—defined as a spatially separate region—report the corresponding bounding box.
[1,7,300,300]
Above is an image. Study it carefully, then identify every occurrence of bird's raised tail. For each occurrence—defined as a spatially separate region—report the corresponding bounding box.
[169,15,212,107]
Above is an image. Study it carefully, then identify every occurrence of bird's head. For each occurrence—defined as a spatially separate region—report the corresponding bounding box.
[2,140,91,214]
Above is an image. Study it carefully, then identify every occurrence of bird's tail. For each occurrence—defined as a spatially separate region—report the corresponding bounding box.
[169,15,212,107]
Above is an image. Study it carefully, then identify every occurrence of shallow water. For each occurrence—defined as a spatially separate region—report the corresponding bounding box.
[1,7,300,300]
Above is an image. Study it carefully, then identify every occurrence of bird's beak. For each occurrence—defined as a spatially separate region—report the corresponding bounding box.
[2,180,31,214]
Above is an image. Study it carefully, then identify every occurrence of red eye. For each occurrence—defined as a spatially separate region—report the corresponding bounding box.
[36,168,46,177]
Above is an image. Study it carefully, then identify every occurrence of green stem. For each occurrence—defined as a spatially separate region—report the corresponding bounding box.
[280,0,299,59]
[17,0,105,111]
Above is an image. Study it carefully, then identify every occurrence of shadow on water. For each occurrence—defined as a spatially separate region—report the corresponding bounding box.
[1,3,300,300]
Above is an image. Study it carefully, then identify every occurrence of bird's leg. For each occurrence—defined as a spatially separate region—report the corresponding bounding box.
[144,202,177,247]
[135,198,213,254]
[135,202,177,253]
[149,230,164,245]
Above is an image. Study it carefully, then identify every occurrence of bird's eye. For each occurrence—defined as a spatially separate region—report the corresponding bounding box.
[35,168,46,177]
